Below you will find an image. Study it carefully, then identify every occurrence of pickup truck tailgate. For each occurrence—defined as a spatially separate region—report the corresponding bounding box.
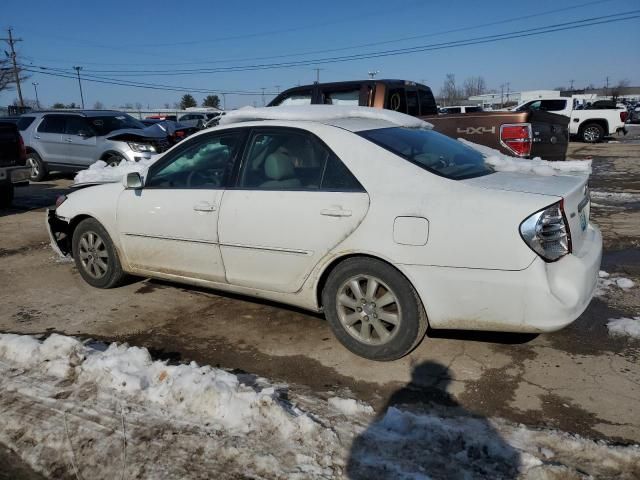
[528,110,569,162]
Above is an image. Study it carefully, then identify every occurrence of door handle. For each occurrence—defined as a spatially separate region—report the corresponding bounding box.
[320,207,352,217]
[193,201,216,212]
[65,138,73,143]
[34,135,41,139]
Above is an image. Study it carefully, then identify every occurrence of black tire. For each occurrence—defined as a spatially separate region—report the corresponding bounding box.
[322,257,428,361]
[580,123,605,143]
[0,182,14,208]
[103,152,125,167]
[72,218,126,288]
[26,151,47,181]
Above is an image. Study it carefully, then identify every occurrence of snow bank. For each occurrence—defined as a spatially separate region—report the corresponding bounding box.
[607,317,640,339]
[1,333,639,479]
[459,138,592,176]
[219,105,433,129]
[596,270,636,296]
[74,157,156,185]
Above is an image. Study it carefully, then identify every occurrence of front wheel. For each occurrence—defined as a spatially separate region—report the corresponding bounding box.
[581,123,605,143]
[72,218,126,288]
[322,257,428,361]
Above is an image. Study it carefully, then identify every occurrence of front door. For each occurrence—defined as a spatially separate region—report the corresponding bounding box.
[65,115,98,167]
[117,130,245,282]
[219,128,369,293]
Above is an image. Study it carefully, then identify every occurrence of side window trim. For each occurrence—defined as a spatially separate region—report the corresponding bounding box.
[145,129,248,189]
[37,115,67,134]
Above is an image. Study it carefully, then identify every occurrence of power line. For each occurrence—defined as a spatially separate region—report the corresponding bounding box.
[18,0,617,68]
[32,10,639,76]
[1,28,24,107]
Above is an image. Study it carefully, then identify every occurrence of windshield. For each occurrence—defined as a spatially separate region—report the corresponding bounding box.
[359,127,493,180]
[88,114,145,135]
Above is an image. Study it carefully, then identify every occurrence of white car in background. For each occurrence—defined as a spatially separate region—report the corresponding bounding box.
[48,106,601,361]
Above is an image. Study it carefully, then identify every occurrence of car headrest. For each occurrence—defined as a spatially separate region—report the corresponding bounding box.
[264,152,295,180]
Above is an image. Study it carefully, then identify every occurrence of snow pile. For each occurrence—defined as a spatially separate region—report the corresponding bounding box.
[328,397,374,416]
[219,105,433,129]
[459,138,592,176]
[607,317,640,339]
[1,333,639,479]
[74,157,156,185]
[596,270,636,296]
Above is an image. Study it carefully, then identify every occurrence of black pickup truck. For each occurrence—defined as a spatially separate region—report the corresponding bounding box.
[0,121,30,207]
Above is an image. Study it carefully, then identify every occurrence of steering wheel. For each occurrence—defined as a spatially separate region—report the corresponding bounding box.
[186,169,219,188]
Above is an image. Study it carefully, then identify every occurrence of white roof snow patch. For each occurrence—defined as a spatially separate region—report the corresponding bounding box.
[219,105,433,129]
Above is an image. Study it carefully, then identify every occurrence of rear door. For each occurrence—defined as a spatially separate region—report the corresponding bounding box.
[34,115,68,166]
[218,127,369,293]
[65,115,98,167]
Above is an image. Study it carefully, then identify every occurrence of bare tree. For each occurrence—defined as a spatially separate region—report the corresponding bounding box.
[439,74,464,106]
[93,100,104,109]
[0,57,29,93]
[463,76,487,97]
[610,79,630,102]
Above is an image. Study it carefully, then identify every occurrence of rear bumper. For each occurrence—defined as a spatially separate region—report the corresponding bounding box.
[401,224,602,333]
[0,166,30,185]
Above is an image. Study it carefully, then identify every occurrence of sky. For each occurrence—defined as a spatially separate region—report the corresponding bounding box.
[2,0,639,110]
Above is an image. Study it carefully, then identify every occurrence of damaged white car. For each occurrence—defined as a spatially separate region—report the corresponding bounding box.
[48,106,602,360]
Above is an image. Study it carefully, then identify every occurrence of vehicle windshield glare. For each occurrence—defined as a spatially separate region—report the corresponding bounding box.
[88,114,145,135]
[359,127,493,180]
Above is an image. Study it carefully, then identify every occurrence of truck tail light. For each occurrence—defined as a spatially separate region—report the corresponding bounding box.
[620,111,628,123]
[18,134,27,162]
[519,200,571,262]
[500,123,532,157]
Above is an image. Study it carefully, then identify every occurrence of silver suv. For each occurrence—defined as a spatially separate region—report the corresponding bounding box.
[21,110,170,181]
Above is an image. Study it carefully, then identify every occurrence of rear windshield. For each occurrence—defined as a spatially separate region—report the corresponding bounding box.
[359,127,493,180]
[87,114,145,135]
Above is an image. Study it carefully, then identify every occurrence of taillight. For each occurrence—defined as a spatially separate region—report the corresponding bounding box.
[519,201,571,262]
[620,111,628,123]
[18,134,26,161]
[500,123,532,157]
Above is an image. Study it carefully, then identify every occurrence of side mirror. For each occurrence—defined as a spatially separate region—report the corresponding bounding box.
[122,172,143,189]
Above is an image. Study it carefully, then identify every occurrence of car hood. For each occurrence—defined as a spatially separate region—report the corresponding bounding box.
[106,124,168,141]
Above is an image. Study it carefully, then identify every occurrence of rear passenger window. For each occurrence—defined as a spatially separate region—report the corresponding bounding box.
[239,130,363,192]
[38,116,66,134]
[321,89,360,106]
[539,100,568,111]
[418,88,438,115]
[386,88,407,113]
[17,116,35,131]
[406,89,419,116]
[274,91,313,106]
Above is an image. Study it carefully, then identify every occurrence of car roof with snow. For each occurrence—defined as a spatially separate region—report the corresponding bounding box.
[216,105,433,132]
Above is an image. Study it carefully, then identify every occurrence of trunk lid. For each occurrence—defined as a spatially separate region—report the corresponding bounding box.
[465,172,591,253]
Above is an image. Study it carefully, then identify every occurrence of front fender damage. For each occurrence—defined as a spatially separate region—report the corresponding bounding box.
[47,209,71,257]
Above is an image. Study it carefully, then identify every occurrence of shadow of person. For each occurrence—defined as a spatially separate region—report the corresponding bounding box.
[346,361,520,479]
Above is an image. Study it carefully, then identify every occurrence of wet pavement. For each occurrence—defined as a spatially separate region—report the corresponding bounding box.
[1,135,639,476]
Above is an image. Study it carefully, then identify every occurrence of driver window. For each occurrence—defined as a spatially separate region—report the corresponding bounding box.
[146,133,242,189]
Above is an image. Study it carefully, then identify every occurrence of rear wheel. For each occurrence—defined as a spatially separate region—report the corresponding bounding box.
[581,123,605,143]
[72,218,126,288]
[322,257,428,361]
[26,152,47,181]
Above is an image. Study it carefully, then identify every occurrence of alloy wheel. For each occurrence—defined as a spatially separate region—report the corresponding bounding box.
[78,231,109,279]
[26,157,39,178]
[336,275,402,345]
[584,126,601,142]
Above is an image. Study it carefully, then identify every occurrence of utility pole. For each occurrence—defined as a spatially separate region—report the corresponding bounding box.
[368,70,379,79]
[275,85,281,94]
[605,76,609,97]
[221,92,227,110]
[1,28,24,107]
[32,82,39,108]
[500,84,505,108]
[261,87,266,106]
[73,66,85,108]
[569,79,574,91]
[312,68,323,83]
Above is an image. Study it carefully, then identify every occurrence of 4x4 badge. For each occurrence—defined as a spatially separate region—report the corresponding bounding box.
[456,126,496,135]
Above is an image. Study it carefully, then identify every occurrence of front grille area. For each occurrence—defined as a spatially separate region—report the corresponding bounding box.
[152,138,171,153]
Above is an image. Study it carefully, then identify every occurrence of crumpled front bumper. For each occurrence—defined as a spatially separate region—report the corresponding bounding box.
[46,209,71,257]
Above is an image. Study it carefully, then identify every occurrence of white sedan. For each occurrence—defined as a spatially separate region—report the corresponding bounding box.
[48,106,602,361]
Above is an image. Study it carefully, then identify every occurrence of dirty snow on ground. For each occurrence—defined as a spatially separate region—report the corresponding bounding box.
[219,105,433,129]
[590,190,640,209]
[1,333,639,479]
[596,270,636,297]
[459,138,592,176]
[74,157,157,184]
[607,317,640,339]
